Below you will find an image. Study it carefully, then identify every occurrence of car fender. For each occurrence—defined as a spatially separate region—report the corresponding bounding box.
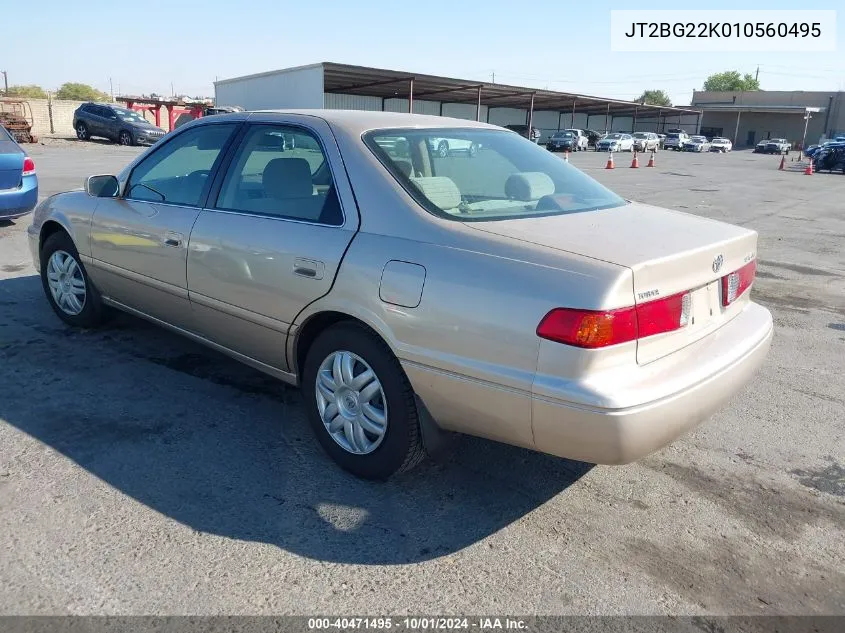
[32,191,99,258]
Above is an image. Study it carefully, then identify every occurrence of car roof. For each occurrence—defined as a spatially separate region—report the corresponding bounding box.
[246,109,502,134]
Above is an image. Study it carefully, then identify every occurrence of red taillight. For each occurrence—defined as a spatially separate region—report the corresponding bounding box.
[22,157,35,176]
[721,259,756,306]
[537,291,691,349]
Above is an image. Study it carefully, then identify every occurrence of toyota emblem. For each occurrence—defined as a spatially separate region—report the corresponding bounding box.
[712,254,724,273]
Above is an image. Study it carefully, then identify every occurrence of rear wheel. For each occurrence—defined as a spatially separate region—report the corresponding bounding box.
[40,231,111,328]
[302,323,427,480]
[76,122,89,141]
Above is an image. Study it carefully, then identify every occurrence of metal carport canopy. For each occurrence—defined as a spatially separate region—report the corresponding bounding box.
[321,62,701,119]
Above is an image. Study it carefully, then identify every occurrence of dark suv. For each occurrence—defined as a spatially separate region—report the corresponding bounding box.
[73,103,167,146]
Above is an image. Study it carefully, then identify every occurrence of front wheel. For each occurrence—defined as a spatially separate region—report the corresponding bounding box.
[468,142,478,157]
[118,130,134,146]
[40,231,111,328]
[437,140,449,158]
[302,323,427,480]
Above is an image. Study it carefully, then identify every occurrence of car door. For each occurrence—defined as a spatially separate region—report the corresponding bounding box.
[86,105,105,137]
[87,121,241,330]
[186,118,359,372]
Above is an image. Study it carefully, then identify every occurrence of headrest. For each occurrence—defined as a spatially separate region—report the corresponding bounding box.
[409,176,461,210]
[505,172,555,201]
[262,158,313,199]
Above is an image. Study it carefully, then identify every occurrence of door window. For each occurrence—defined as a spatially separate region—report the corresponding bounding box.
[125,123,237,207]
[215,124,343,225]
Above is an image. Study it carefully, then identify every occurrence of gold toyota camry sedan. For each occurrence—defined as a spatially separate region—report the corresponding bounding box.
[27,110,773,480]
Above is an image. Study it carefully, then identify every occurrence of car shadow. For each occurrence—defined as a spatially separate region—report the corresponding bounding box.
[0,274,592,565]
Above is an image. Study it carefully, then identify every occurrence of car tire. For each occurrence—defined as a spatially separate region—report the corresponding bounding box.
[302,322,427,480]
[40,231,112,329]
[469,142,479,157]
[437,140,449,158]
[76,122,89,141]
[118,130,134,146]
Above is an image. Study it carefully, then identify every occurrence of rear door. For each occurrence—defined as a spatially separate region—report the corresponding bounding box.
[186,116,359,372]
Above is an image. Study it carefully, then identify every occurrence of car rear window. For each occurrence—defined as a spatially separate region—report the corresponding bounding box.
[363,127,626,222]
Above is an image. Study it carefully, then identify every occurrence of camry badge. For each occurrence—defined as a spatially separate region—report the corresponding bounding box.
[712,254,724,273]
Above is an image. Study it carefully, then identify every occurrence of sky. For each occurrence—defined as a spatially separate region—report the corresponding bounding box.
[1,0,843,106]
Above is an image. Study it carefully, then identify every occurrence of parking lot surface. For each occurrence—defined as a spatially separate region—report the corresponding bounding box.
[1,142,843,615]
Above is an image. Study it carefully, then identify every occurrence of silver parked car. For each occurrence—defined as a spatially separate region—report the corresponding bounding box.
[27,111,773,480]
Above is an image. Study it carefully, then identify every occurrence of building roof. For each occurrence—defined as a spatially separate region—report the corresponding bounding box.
[692,104,826,115]
[218,62,701,118]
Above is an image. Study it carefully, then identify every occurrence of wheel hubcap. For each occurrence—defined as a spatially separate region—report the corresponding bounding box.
[46,250,86,316]
[316,351,387,455]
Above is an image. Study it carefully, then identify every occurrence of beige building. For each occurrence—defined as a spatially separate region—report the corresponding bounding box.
[692,90,845,149]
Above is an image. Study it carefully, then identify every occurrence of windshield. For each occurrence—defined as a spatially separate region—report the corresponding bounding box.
[633,133,648,139]
[364,128,626,222]
[604,134,622,140]
[553,132,573,138]
[667,133,680,139]
[114,108,148,123]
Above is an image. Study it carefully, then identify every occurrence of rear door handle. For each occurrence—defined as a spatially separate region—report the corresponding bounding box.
[293,257,324,280]
[164,232,183,247]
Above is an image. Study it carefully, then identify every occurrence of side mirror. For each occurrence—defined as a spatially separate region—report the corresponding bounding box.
[85,174,120,198]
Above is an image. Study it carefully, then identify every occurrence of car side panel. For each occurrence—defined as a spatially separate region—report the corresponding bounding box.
[293,231,633,449]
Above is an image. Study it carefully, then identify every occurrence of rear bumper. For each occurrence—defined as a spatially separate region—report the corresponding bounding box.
[0,175,38,219]
[531,301,773,464]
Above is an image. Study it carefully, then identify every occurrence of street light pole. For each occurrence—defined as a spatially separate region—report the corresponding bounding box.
[1,71,7,95]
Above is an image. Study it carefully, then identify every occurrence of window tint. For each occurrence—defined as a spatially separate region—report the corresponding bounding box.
[126,123,237,207]
[215,125,343,225]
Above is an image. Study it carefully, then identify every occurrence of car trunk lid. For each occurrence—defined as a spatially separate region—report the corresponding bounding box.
[468,201,758,364]
[0,141,24,190]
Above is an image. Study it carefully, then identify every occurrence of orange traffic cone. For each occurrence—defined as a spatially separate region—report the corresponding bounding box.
[647,150,655,167]
[630,151,639,168]
[778,155,785,170]
[605,152,614,169]
[804,160,813,175]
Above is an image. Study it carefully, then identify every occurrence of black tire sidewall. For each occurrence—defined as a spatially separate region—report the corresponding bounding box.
[40,232,106,328]
[302,324,419,480]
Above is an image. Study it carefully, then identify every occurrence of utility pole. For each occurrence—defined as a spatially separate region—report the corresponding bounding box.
[491,71,495,84]
[1,71,7,95]
[755,66,759,82]
[109,77,114,101]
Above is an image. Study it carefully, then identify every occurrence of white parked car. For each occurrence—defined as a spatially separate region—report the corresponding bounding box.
[710,138,733,152]
[684,136,711,152]
[596,133,634,152]
[663,132,690,151]
[562,129,589,151]
[428,136,479,157]
[632,132,660,152]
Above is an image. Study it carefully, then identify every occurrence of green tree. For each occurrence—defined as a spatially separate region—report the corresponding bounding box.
[703,71,760,92]
[55,82,110,101]
[4,84,48,99]
[635,89,672,107]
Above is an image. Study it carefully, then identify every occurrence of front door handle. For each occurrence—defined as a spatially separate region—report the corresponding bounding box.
[293,257,324,280]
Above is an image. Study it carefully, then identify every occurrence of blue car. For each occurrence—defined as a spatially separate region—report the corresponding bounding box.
[0,125,38,221]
